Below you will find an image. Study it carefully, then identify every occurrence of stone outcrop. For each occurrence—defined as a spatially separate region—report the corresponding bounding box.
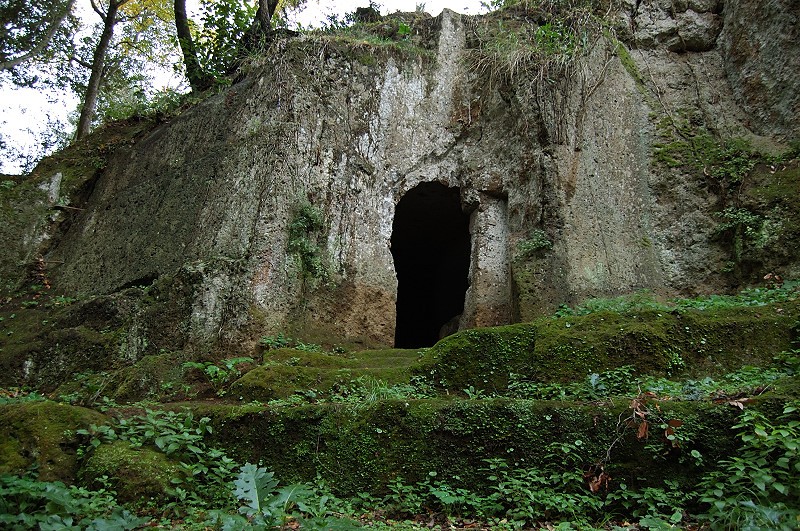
[4,1,797,362]
[632,0,724,52]
[718,0,800,137]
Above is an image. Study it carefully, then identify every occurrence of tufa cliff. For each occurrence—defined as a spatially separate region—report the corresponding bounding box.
[0,0,798,386]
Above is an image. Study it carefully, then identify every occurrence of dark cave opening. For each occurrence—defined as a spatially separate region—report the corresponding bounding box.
[391,182,471,348]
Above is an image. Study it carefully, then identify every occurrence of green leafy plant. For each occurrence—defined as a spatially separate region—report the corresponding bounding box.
[714,207,780,269]
[259,334,326,354]
[653,132,757,192]
[78,408,239,509]
[507,365,638,400]
[182,356,253,396]
[194,0,257,81]
[288,202,330,281]
[0,387,47,405]
[383,476,426,516]
[554,281,799,317]
[49,295,78,307]
[483,451,603,526]
[210,463,360,529]
[515,229,553,260]
[606,480,689,525]
[259,333,293,350]
[469,0,607,89]
[331,376,430,405]
[294,341,323,353]
[698,403,800,529]
[0,474,147,530]
[463,385,487,399]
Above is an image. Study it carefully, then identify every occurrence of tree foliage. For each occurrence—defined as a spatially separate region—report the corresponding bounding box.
[1,0,308,169]
[0,0,79,79]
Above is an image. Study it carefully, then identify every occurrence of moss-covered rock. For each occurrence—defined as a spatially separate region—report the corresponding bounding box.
[0,400,107,482]
[231,348,424,401]
[743,160,800,278]
[187,386,798,497]
[106,351,190,402]
[416,302,799,393]
[79,440,181,504]
[0,315,123,391]
[0,280,195,391]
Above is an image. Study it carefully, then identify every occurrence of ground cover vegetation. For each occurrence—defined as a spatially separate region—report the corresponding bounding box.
[1,283,799,528]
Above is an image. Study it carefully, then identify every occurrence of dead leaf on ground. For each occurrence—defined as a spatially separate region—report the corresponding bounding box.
[637,420,649,440]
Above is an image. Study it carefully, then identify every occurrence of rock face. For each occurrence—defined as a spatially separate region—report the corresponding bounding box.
[718,0,800,137]
[632,0,724,52]
[16,3,799,354]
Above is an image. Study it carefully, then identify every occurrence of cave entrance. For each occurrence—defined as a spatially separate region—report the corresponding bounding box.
[391,182,471,348]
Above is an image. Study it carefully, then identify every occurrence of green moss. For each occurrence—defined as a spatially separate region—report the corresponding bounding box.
[416,324,538,392]
[190,392,786,497]
[0,301,127,390]
[615,40,646,89]
[107,351,189,402]
[0,307,47,386]
[743,160,800,272]
[416,302,799,393]
[231,348,423,401]
[511,257,566,320]
[750,162,800,204]
[79,440,181,504]
[0,400,107,482]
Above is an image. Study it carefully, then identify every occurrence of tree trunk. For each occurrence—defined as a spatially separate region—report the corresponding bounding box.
[241,0,279,53]
[76,0,124,140]
[174,0,212,93]
[255,0,280,30]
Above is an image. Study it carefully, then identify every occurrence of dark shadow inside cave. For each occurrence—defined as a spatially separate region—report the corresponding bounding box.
[391,182,471,348]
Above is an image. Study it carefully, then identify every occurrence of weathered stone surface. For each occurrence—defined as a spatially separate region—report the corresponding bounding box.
[633,0,722,51]
[633,0,681,50]
[719,0,800,137]
[688,0,723,13]
[675,10,722,51]
[7,2,794,360]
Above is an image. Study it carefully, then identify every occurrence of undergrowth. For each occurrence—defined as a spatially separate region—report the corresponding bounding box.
[4,396,797,528]
[554,281,800,317]
[468,0,616,89]
[2,345,798,528]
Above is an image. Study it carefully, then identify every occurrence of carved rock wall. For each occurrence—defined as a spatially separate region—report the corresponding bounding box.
[37,4,798,349]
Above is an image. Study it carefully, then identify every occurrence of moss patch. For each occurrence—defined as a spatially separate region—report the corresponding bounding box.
[0,280,195,391]
[0,303,123,390]
[189,386,797,497]
[231,348,424,401]
[107,351,190,402]
[416,302,799,393]
[0,400,107,482]
[79,440,181,504]
[742,160,800,275]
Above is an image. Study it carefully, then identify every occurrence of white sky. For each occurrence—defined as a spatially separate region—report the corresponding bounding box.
[0,0,486,174]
